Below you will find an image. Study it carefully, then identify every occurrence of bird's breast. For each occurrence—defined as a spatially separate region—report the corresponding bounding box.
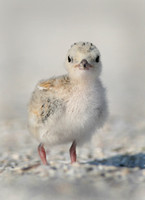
[66,86,100,125]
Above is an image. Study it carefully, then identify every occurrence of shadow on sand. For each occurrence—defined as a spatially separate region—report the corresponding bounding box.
[88,153,145,169]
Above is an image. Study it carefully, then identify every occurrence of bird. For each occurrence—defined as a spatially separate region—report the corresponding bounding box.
[28,42,108,165]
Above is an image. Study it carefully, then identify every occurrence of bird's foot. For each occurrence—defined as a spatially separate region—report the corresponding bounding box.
[69,141,77,164]
[38,143,48,165]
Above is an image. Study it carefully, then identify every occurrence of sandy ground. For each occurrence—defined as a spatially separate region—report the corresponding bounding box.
[0,0,145,199]
[0,116,145,200]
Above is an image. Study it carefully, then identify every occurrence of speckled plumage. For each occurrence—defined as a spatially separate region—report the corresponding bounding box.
[28,42,108,164]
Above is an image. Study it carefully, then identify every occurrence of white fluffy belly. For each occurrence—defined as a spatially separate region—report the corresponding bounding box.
[38,86,107,146]
[39,113,97,146]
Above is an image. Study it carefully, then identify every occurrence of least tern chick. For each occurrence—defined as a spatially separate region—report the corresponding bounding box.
[28,42,108,165]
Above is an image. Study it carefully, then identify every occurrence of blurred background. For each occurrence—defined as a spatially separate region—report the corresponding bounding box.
[0,0,145,122]
[0,1,145,199]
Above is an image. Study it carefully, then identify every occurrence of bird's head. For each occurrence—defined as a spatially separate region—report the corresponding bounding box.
[65,42,102,82]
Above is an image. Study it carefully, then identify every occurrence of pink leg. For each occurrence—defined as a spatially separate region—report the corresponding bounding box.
[38,143,48,165]
[69,141,77,163]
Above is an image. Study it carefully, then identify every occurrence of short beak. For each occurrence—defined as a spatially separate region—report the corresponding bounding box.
[79,59,92,70]
[80,59,88,68]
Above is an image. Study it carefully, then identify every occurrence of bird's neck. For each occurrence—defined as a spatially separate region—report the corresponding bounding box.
[70,76,99,89]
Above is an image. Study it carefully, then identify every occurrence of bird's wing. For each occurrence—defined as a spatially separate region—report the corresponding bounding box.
[28,76,69,123]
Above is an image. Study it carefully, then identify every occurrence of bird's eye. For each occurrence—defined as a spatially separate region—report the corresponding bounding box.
[95,56,100,63]
[68,56,72,63]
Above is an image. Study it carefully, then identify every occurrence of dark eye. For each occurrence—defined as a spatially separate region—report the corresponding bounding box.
[68,56,71,62]
[95,55,100,63]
